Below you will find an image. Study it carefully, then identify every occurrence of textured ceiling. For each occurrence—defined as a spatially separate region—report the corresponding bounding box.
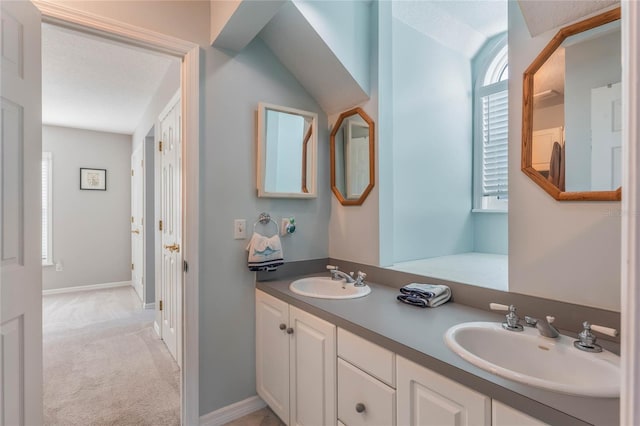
[393,0,508,58]
[517,0,619,37]
[42,23,179,135]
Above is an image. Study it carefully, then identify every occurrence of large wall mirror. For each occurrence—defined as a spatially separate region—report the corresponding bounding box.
[257,103,318,198]
[330,107,375,206]
[522,8,621,201]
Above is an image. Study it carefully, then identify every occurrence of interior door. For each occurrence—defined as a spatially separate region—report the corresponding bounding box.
[591,82,622,191]
[160,98,182,366]
[131,146,144,301]
[0,1,43,424]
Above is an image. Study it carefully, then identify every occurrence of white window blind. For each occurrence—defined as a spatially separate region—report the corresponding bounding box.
[42,152,52,264]
[481,89,508,199]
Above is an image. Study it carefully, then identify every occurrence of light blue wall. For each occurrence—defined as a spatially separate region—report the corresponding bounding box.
[294,0,371,95]
[564,29,621,192]
[391,18,474,263]
[199,38,330,415]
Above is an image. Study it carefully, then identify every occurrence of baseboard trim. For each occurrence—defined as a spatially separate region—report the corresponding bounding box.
[144,302,155,309]
[199,396,266,426]
[42,280,132,296]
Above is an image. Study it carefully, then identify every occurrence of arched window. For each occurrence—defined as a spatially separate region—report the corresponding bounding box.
[474,36,508,211]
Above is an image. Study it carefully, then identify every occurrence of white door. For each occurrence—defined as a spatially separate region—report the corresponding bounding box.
[0,1,43,425]
[591,82,622,191]
[289,305,336,426]
[255,290,290,424]
[131,146,144,301]
[159,98,182,366]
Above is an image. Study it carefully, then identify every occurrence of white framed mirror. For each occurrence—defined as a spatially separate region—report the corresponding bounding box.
[257,103,318,198]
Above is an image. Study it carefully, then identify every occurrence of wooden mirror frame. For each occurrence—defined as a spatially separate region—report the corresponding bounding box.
[522,7,622,201]
[330,107,375,206]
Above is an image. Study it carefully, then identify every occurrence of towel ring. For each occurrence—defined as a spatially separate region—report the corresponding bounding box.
[253,212,279,236]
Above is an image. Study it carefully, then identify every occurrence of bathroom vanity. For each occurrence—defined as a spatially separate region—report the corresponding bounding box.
[255,276,619,426]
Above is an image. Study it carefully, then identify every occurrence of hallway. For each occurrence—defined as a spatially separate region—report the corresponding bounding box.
[43,286,180,425]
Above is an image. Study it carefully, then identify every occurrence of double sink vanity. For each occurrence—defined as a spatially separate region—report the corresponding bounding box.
[255,270,619,426]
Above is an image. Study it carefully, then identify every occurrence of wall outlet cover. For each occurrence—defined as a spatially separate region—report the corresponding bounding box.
[234,219,247,240]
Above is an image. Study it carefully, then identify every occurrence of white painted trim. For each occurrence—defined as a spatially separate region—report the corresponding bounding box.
[144,302,155,310]
[154,321,161,337]
[42,280,131,296]
[35,3,200,425]
[621,1,640,424]
[199,396,267,426]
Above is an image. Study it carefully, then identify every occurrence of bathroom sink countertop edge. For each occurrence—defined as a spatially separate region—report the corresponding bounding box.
[256,275,619,426]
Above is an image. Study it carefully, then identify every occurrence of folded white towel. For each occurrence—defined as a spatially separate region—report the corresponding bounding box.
[399,283,451,308]
[246,232,284,271]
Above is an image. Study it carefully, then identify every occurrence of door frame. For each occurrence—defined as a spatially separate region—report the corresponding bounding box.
[621,1,640,424]
[35,2,200,424]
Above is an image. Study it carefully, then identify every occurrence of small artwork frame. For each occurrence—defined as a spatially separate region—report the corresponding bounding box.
[80,168,107,191]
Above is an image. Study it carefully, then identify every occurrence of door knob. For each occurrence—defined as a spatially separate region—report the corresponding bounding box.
[279,323,286,330]
[286,327,294,334]
[164,243,180,253]
[131,229,140,234]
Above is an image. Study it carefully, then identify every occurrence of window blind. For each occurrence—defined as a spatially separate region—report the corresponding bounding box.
[42,153,52,262]
[481,89,508,198]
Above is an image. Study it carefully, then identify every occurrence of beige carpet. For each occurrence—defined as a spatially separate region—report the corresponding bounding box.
[43,286,180,426]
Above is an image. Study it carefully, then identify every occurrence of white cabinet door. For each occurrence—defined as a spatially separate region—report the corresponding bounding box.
[289,305,336,426]
[338,358,395,426]
[397,356,490,426]
[256,290,290,424]
[492,401,549,426]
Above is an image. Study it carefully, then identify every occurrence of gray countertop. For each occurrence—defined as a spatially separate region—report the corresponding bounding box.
[257,274,619,426]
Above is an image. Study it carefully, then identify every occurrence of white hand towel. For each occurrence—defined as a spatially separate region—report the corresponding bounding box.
[246,232,284,271]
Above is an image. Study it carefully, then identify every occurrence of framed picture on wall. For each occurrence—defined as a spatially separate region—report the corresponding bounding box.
[80,168,107,191]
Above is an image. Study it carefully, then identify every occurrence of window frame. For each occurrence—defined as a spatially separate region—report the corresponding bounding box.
[473,34,509,213]
[42,152,53,265]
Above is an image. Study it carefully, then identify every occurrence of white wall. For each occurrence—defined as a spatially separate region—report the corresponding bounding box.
[42,125,132,290]
[508,3,621,311]
[391,17,474,263]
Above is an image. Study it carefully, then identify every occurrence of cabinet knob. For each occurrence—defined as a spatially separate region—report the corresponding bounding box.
[286,327,294,334]
[355,403,366,413]
[279,323,286,330]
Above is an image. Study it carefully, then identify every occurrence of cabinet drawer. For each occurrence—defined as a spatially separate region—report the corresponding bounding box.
[338,358,396,426]
[338,327,395,387]
[492,401,549,426]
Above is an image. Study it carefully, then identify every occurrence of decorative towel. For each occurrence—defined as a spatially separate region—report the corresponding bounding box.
[246,232,284,272]
[397,283,451,308]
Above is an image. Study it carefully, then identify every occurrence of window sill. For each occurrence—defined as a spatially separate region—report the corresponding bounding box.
[472,209,508,214]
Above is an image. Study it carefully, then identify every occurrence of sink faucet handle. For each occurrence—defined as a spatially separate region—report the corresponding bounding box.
[489,303,509,311]
[546,316,555,324]
[591,324,618,337]
[490,303,523,332]
[353,271,367,287]
[326,265,338,271]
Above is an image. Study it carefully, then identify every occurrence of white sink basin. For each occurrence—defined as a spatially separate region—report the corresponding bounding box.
[289,277,371,299]
[444,322,620,397]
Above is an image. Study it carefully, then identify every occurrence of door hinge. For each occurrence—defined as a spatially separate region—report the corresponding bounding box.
[159,220,163,231]
[159,141,163,152]
[131,263,135,270]
[131,216,134,223]
[141,160,144,168]
[131,169,134,176]
[183,260,189,273]
[159,300,163,311]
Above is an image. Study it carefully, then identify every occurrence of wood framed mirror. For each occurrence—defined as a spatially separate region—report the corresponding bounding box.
[522,7,621,201]
[330,107,375,206]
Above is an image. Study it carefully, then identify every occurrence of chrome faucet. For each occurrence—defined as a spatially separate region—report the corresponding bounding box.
[524,315,560,338]
[326,265,367,286]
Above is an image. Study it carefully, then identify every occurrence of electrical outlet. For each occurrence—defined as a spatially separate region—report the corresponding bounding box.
[234,219,247,239]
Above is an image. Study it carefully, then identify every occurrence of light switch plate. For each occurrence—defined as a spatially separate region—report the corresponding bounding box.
[234,219,247,239]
